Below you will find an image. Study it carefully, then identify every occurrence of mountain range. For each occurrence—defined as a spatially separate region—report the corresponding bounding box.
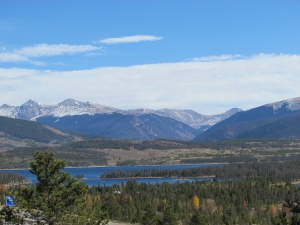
[0,98,241,129]
[194,97,300,141]
[1,97,300,142]
[0,99,241,140]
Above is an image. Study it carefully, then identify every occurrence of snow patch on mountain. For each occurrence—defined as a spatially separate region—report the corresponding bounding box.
[0,104,19,118]
[265,97,300,111]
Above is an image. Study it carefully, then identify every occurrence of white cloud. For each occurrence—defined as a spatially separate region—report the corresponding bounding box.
[1,54,300,114]
[0,44,101,64]
[98,35,163,44]
[0,52,28,62]
[15,44,100,57]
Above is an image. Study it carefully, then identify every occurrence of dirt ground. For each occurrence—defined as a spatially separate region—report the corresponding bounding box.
[108,222,135,225]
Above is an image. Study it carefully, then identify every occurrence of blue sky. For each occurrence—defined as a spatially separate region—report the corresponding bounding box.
[1,1,300,114]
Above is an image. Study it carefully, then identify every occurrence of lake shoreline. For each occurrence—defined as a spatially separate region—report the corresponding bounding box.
[101,175,216,179]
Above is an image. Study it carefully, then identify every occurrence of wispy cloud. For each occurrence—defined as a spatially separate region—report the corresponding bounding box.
[192,54,244,62]
[16,44,100,57]
[0,52,28,63]
[1,54,300,114]
[97,35,163,44]
[0,44,101,64]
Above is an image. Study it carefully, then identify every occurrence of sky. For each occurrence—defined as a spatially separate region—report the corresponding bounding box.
[1,0,300,115]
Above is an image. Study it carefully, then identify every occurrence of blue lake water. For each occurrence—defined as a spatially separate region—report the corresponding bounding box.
[0,164,219,186]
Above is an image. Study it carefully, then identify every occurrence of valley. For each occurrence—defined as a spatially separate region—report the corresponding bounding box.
[1,138,300,169]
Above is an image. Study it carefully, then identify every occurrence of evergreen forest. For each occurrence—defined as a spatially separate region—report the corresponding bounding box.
[2,152,300,224]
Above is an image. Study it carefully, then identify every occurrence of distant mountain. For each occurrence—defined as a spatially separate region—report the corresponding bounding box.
[0,99,120,121]
[36,113,200,141]
[194,97,300,141]
[127,108,242,129]
[0,99,242,130]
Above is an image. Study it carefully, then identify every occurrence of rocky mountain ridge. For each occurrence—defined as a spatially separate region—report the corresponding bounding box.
[265,97,300,112]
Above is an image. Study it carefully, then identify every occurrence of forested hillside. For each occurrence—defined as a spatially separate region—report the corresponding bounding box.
[237,111,300,138]
[36,113,200,141]
[0,116,77,143]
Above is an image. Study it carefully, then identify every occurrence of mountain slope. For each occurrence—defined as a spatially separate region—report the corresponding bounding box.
[194,97,300,141]
[0,116,85,146]
[237,111,300,139]
[36,113,200,141]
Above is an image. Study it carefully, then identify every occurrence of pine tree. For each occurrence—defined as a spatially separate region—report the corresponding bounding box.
[162,205,178,225]
[102,195,122,220]
[141,203,157,225]
[190,211,209,225]
[18,151,103,225]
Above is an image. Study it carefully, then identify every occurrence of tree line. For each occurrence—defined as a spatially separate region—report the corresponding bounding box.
[101,160,300,183]
[70,138,300,150]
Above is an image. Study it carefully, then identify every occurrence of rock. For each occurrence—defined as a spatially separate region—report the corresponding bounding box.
[0,207,46,225]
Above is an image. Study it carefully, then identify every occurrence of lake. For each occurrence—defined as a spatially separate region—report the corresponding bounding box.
[0,164,219,186]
